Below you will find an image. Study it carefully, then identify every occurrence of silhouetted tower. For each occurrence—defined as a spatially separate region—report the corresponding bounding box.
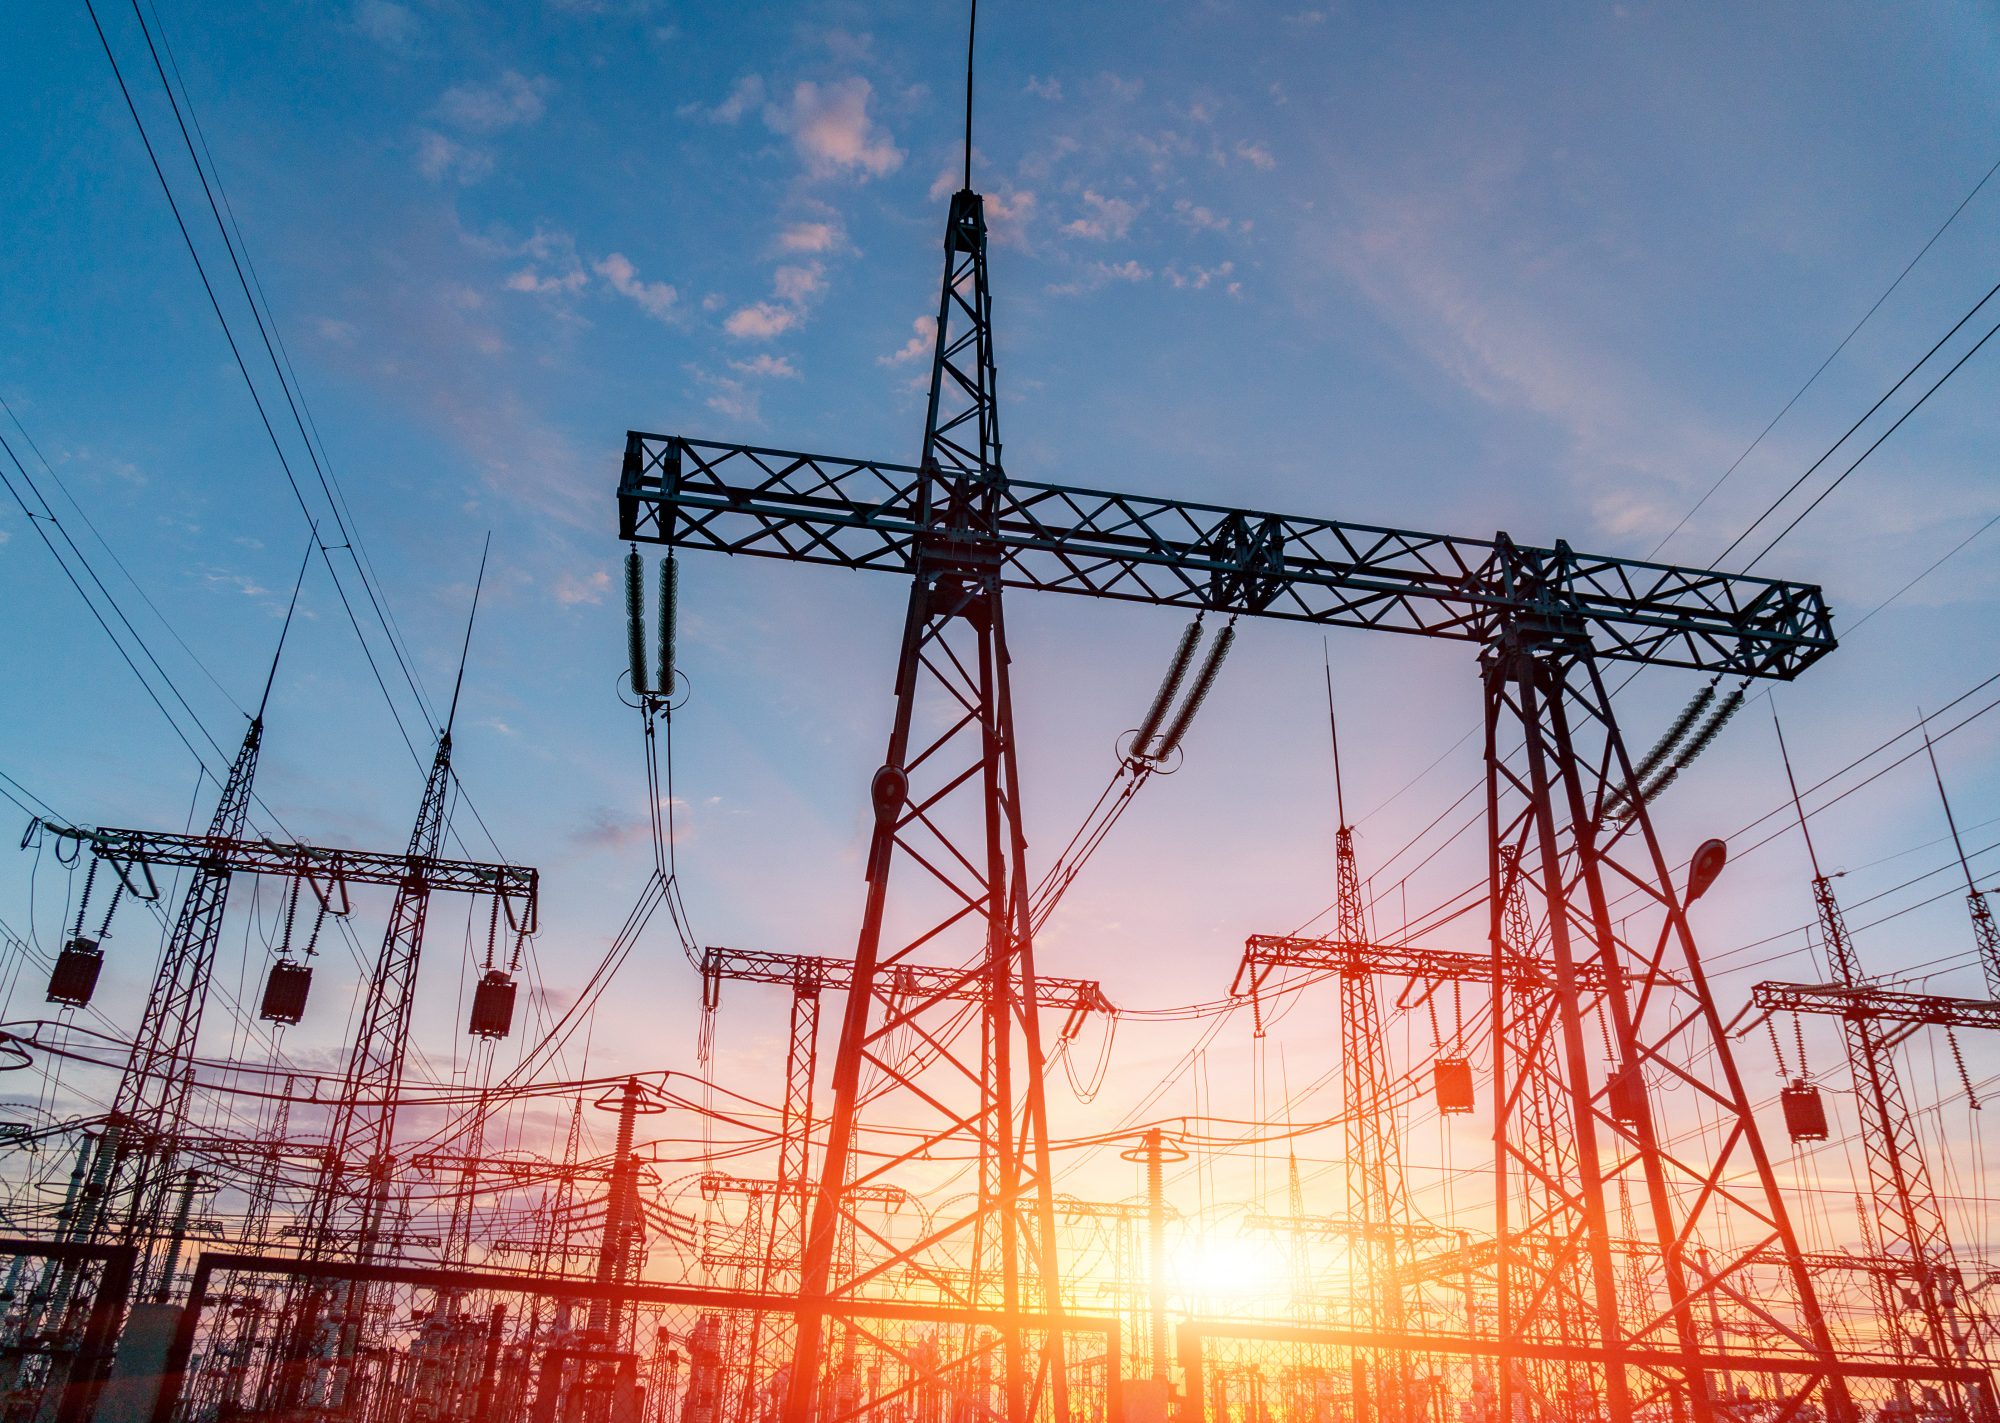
[772,185,1068,1422]
[1776,713,1988,1398]
[1923,726,2000,996]
[76,553,307,1288]
[1325,678,1413,1421]
[304,542,488,1262]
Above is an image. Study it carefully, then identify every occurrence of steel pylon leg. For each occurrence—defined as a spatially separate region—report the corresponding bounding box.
[1484,638,1854,1423]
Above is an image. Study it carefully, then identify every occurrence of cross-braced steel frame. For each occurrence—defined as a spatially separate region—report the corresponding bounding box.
[1484,632,1851,1422]
[616,177,1853,1422]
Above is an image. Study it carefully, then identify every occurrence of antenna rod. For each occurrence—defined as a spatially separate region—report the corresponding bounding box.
[1770,701,1824,881]
[445,533,491,739]
[962,0,977,191]
[257,539,315,722]
[1324,639,1347,831]
[1921,714,1981,897]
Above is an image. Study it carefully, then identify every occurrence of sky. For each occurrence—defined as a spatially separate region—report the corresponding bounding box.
[3,0,2000,1248]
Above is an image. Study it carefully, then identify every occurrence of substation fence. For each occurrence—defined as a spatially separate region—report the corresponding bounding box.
[144,1254,1118,1423]
[1174,1321,1997,1423]
[0,1239,136,1423]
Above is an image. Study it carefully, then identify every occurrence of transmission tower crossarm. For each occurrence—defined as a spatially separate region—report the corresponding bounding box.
[620,437,1835,677]
[1234,933,1613,992]
[83,825,536,917]
[1751,980,2000,1033]
[699,945,1112,1014]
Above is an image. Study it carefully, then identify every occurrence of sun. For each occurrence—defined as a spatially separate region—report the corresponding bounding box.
[1171,1231,1289,1305]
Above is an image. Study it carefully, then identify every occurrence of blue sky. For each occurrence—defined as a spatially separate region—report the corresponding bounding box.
[4,1,2000,1227]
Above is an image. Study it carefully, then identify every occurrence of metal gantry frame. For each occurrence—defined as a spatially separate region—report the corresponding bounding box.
[618,177,1851,1422]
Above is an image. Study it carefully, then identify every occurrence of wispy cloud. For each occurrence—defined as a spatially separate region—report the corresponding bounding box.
[553,568,610,606]
[767,77,903,180]
[352,0,419,51]
[730,353,798,378]
[1025,75,1063,102]
[1062,190,1142,241]
[878,315,936,366]
[681,74,764,124]
[436,71,551,132]
[777,220,843,253]
[723,302,796,339]
[415,130,493,184]
[594,253,678,320]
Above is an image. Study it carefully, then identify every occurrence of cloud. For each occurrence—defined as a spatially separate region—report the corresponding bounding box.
[1285,9,1329,26]
[777,221,843,253]
[594,253,678,319]
[768,77,903,180]
[772,263,825,303]
[553,569,611,606]
[730,354,799,378]
[1174,199,1242,234]
[723,302,797,339]
[352,0,418,50]
[505,265,587,296]
[878,315,936,366]
[1046,259,1152,297]
[1025,76,1063,101]
[317,317,359,344]
[1062,190,1141,241]
[415,130,492,184]
[1233,140,1277,170]
[1163,260,1237,291]
[682,74,764,124]
[437,71,550,132]
[690,367,760,420]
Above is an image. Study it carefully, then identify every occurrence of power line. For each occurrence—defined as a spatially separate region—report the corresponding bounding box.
[1650,151,2000,561]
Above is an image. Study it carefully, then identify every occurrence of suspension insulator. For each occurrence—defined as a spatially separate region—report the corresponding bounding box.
[624,548,649,696]
[658,554,679,698]
[1674,685,1746,769]
[47,938,104,1008]
[1609,685,1716,816]
[1153,624,1235,760]
[260,960,314,1025]
[1133,620,1202,759]
[469,969,518,1039]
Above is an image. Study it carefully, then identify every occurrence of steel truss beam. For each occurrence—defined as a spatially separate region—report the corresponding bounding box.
[1752,980,2000,1039]
[701,945,1113,1034]
[619,462,1835,679]
[84,826,537,910]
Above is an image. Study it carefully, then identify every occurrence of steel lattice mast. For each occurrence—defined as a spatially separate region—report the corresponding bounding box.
[73,558,306,1290]
[769,187,1070,1423]
[1323,680,1416,1422]
[1768,718,1992,1410]
[618,186,1851,1419]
